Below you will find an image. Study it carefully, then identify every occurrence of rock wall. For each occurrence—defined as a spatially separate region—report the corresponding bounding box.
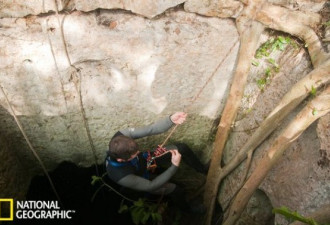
[0,108,31,200]
[0,4,238,175]
[0,1,329,224]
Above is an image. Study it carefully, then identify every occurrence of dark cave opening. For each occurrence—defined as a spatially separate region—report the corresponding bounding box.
[20,161,135,225]
[20,161,211,225]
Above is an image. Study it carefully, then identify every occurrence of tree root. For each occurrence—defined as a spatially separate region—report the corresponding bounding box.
[203,17,265,225]
[256,3,329,67]
[222,85,330,225]
[220,59,330,182]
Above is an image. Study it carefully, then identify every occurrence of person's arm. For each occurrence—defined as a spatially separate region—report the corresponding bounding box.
[117,165,178,192]
[119,112,187,139]
[117,149,182,192]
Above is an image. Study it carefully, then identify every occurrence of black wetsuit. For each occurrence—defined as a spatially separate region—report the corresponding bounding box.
[106,116,206,195]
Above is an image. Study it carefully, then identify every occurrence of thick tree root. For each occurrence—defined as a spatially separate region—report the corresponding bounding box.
[222,85,330,225]
[203,17,264,225]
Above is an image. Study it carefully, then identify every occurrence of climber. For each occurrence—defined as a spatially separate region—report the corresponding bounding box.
[105,112,207,213]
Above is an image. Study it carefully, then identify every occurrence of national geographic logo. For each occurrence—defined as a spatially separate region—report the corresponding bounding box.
[0,199,13,221]
[0,199,75,221]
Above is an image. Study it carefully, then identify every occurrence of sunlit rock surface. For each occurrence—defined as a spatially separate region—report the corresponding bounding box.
[0,9,238,172]
[0,1,329,224]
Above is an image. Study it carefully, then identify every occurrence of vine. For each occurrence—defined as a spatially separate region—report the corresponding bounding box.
[273,206,324,225]
[91,174,169,225]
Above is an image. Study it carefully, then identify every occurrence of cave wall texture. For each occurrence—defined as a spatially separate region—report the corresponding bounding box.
[0,0,329,224]
[0,114,30,200]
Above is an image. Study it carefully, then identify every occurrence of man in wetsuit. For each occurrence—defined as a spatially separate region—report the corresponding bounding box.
[105,112,207,212]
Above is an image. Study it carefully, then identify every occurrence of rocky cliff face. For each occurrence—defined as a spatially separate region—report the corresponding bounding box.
[0,5,240,166]
[0,0,238,198]
[0,125,30,200]
[0,1,329,224]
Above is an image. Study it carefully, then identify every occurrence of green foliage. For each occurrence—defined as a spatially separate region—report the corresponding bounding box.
[252,60,260,67]
[265,67,271,77]
[323,21,330,27]
[273,206,320,225]
[312,108,318,116]
[91,175,166,224]
[256,67,274,91]
[257,77,267,91]
[91,175,102,185]
[310,85,317,97]
[267,58,279,69]
[255,36,293,59]
[119,198,166,225]
[253,35,298,91]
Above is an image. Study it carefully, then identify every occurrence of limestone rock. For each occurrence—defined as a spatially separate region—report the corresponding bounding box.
[0,9,238,172]
[0,0,185,19]
[0,0,68,18]
[268,0,327,12]
[74,0,186,18]
[0,132,30,200]
[184,0,243,18]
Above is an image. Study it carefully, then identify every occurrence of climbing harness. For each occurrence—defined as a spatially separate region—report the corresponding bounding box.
[105,145,170,176]
[146,145,169,171]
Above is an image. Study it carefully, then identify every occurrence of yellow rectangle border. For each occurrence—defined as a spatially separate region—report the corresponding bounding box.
[0,199,14,221]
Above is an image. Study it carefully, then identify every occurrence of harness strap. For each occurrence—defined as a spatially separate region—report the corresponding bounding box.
[146,146,168,171]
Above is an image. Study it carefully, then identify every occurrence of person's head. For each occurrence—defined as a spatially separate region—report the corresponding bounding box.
[108,135,139,162]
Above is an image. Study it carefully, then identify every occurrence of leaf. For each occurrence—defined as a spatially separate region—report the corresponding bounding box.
[265,67,271,77]
[134,198,145,207]
[151,212,162,222]
[118,203,129,214]
[141,211,150,224]
[285,37,291,43]
[273,207,300,220]
[273,207,320,225]
[312,108,318,116]
[252,60,260,66]
[310,85,317,96]
[268,58,279,68]
[278,43,285,51]
[278,36,288,44]
[131,207,145,225]
[91,175,102,185]
[257,79,266,91]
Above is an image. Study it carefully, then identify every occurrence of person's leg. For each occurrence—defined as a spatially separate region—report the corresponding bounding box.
[149,183,191,211]
[166,185,190,211]
[153,148,172,167]
[166,185,206,214]
[174,143,208,174]
[153,143,208,173]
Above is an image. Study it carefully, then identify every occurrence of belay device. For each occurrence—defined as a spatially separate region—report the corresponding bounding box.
[146,145,169,171]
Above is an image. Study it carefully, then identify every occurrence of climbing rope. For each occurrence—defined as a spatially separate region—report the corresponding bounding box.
[146,145,168,170]
[47,0,264,180]
[0,85,63,207]
[159,38,240,148]
[159,4,267,150]
[49,0,100,176]
[147,39,241,168]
